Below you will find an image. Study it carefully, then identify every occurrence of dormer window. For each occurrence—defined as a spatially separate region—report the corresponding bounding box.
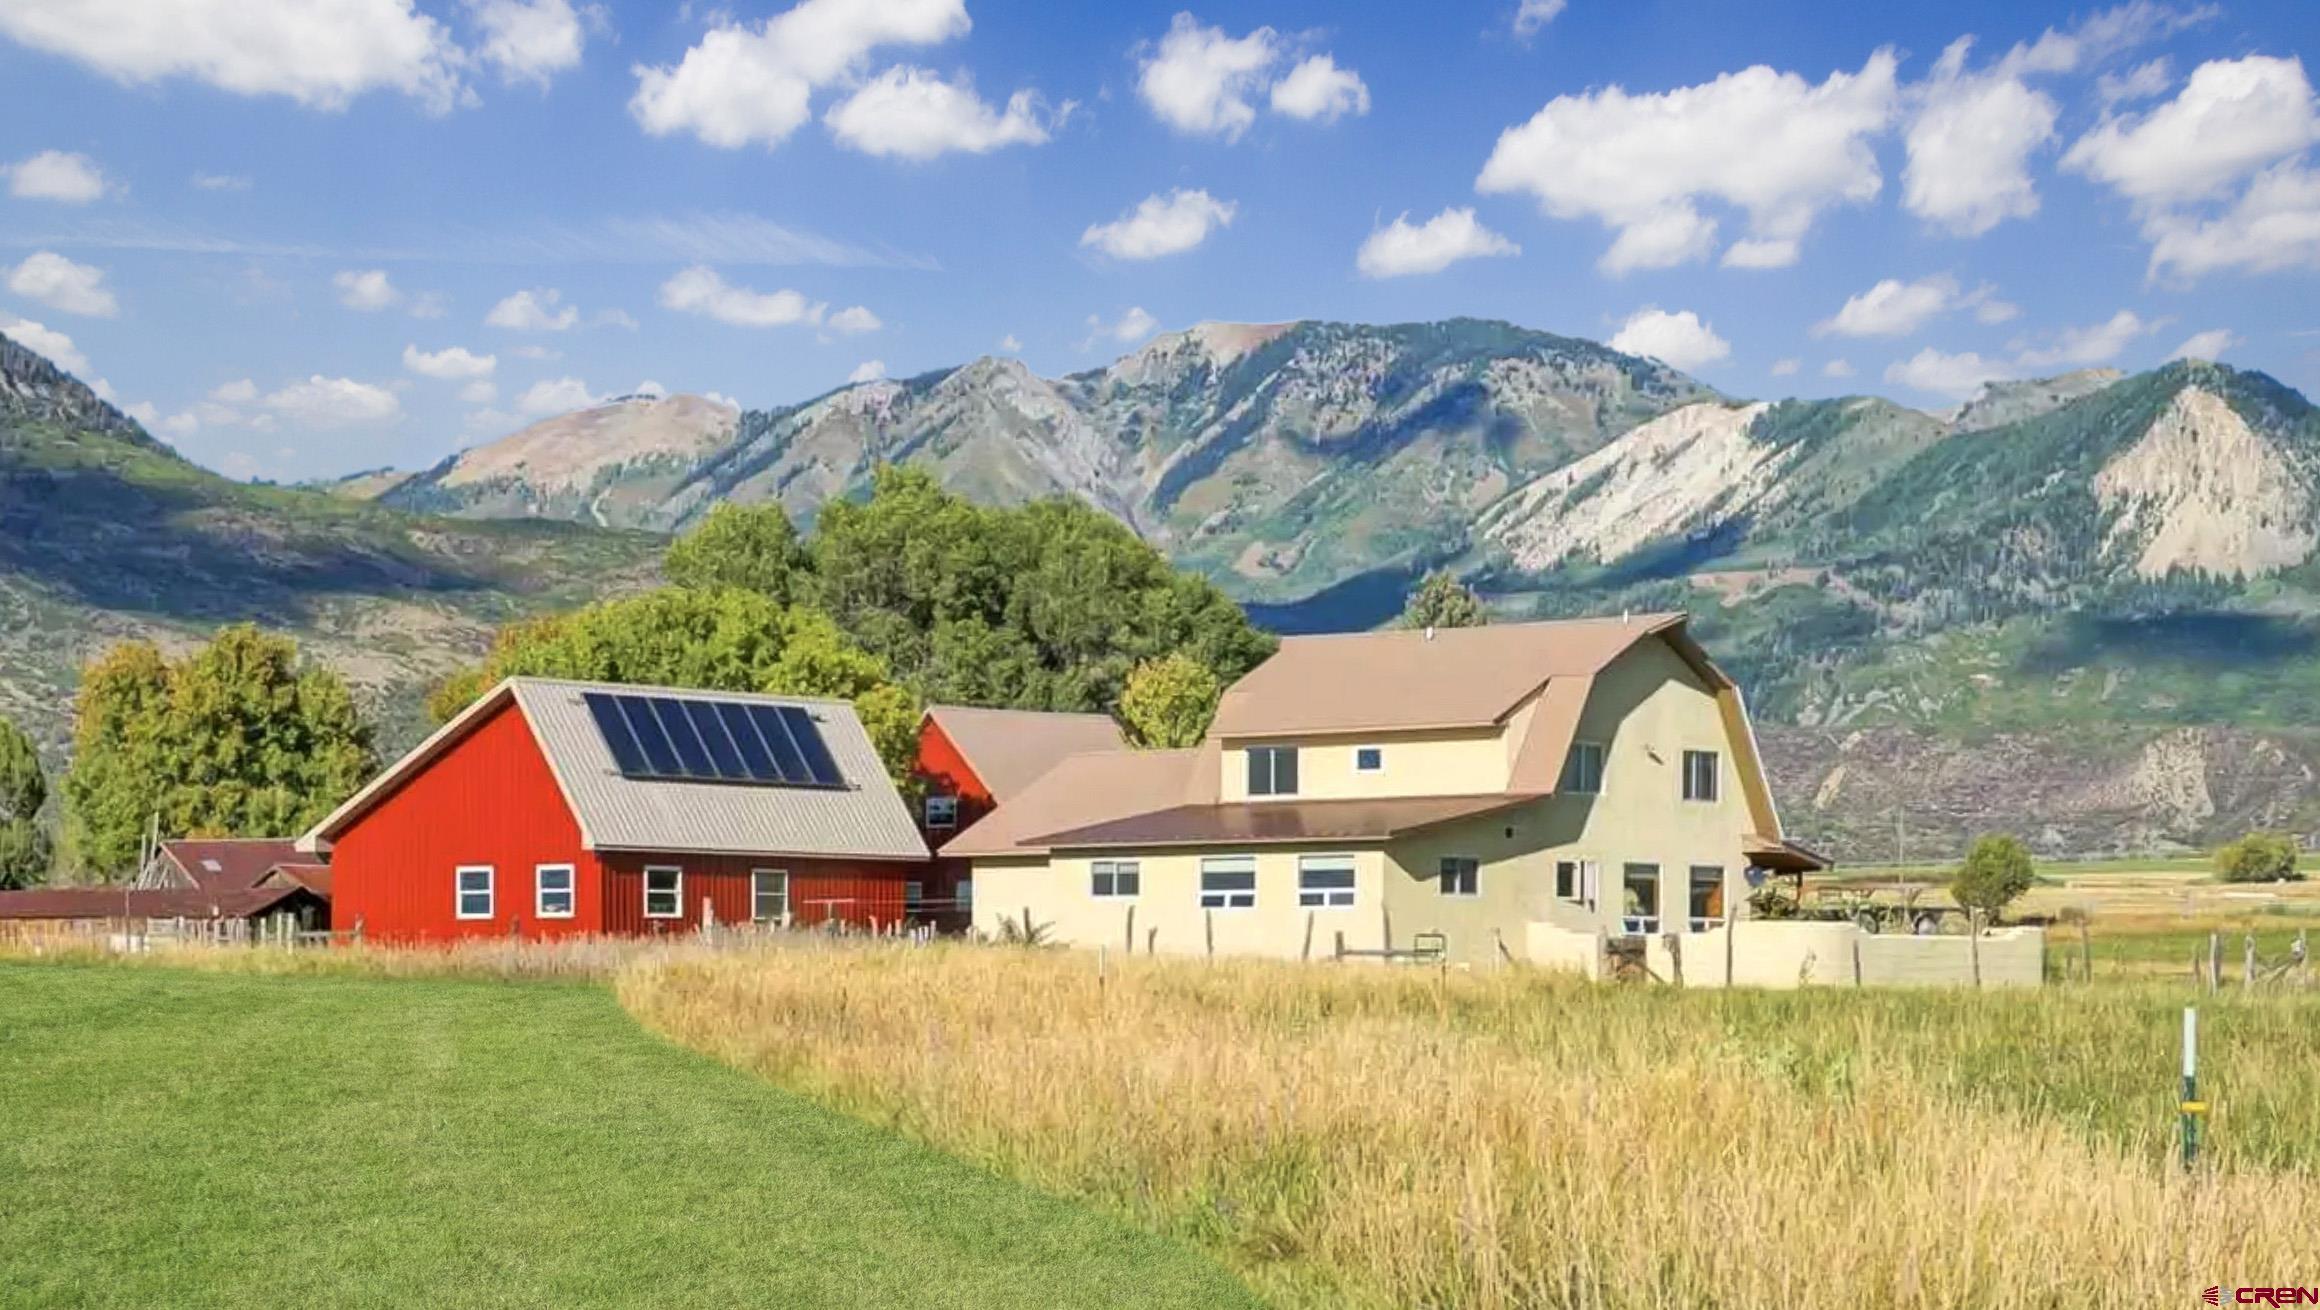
[1247,745,1299,797]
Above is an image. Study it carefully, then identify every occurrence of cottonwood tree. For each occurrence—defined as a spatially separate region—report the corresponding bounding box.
[1400,569,1489,630]
[664,502,807,604]
[1117,653,1222,749]
[1949,834,2036,923]
[0,715,49,887]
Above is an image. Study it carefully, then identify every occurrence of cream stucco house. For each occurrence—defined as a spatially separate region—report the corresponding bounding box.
[944,613,1833,972]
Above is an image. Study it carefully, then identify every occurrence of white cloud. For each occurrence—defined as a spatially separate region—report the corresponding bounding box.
[0,313,90,374]
[402,343,497,380]
[823,65,1057,160]
[1477,52,1898,273]
[263,375,402,428]
[2099,57,2174,107]
[998,333,1022,352]
[1512,0,1566,38]
[703,390,740,410]
[846,359,886,383]
[2168,328,2238,361]
[467,0,589,88]
[2064,55,2320,207]
[2014,309,2157,369]
[1770,358,1801,377]
[1970,287,2022,323]
[210,378,259,405]
[7,250,118,317]
[190,171,253,191]
[827,304,881,334]
[1081,189,1237,261]
[628,379,665,398]
[1269,54,1367,123]
[0,0,465,111]
[1137,14,1278,140]
[1822,358,1856,379]
[629,0,969,149]
[1884,347,2011,400]
[333,268,401,311]
[2145,161,2320,279]
[458,378,498,404]
[518,375,597,414]
[1815,275,1959,338]
[1903,40,2059,237]
[5,149,107,202]
[658,265,824,327]
[486,286,581,330]
[1608,307,1730,371]
[1355,207,1519,278]
[1085,306,1159,348]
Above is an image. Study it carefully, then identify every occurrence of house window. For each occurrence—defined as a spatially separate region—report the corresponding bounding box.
[1561,741,1605,794]
[1689,866,1726,931]
[1554,859,1598,909]
[1682,750,1720,802]
[957,879,973,911]
[752,869,788,924]
[924,794,959,829]
[1438,856,1479,898]
[1246,746,1299,797]
[644,866,683,919]
[1621,863,1661,934]
[1199,855,1257,910]
[455,866,493,920]
[1091,860,1141,899]
[905,881,925,913]
[1354,746,1384,773]
[534,864,575,919]
[1297,855,1357,908]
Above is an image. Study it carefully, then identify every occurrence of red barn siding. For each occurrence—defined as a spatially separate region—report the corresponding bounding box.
[331,700,603,944]
[911,719,988,928]
[599,853,919,934]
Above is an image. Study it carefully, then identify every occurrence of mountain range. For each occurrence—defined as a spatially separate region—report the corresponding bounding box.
[14,318,2320,856]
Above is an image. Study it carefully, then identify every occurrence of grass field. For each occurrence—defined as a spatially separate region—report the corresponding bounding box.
[0,962,1256,1310]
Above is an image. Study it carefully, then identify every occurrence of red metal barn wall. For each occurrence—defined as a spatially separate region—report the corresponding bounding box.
[598,853,919,933]
[330,701,604,943]
[908,718,985,919]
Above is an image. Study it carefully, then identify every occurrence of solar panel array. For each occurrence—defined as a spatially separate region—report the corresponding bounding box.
[582,691,846,789]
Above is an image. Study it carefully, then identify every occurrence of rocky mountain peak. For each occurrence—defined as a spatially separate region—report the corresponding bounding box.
[0,328,150,444]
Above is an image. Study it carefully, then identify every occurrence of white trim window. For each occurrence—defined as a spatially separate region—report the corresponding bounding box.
[1682,749,1720,803]
[752,869,788,925]
[455,866,494,920]
[1297,854,1357,908]
[1688,865,1726,932]
[643,865,683,919]
[534,864,575,919]
[1090,860,1140,899]
[1199,855,1257,910]
[1561,741,1605,794]
[1622,863,1661,935]
[1246,746,1299,797]
[1353,746,1384,774]
[924,794,959,830]
[1438,856,1480,898]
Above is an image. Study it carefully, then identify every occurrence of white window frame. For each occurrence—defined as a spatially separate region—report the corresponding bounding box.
[1621,863,1661,935]
[1562,741,1605,795]
[1438,856,1480,899]
[752,868,788,925]
[1297,854,1358,909]
[454,865,494,921]
[924,794,959,830]
[1090,859,1141,900]
[1246,746,1299,798]
[643,865,684,919]
[534,864,575,920]
[1687,865,1726,933]
[1198,855,1257,911]
[1353,745,1384,774]
[1682,749,1720,803]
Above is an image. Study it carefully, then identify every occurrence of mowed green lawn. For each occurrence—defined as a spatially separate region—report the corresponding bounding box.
[0,964,1258,1310]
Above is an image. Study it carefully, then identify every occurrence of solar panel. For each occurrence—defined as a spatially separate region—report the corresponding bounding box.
[583,690,846,789]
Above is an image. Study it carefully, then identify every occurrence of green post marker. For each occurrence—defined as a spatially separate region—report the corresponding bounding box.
[2181,1006,2203,1169]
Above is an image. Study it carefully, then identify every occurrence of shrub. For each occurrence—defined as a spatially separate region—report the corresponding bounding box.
[1949,834,2035,923]
[2214,831,2303,884]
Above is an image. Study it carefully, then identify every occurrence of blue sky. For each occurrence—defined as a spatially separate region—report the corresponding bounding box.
[1,0,2315,482]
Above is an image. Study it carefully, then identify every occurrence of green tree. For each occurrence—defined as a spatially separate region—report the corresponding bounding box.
[1400,569,1489,630]
[2214,831,2302,884]
[664,502,806,604]
[0,715,49,887]
[1117,653,1221,748]
[62,627,378,879]
[1949,834,2036,922]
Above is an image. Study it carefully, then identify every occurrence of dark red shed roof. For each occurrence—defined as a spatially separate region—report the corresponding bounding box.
[159,839,307,892]
[0,884,313,921]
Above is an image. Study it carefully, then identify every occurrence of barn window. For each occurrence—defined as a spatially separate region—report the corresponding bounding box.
[1297,854,1357,908]
[644,866,683,919]
[455,866,494,920]
[905,881,926,912]
[924,795,959,829]
[535,864,575,919]
[752,869,788,924]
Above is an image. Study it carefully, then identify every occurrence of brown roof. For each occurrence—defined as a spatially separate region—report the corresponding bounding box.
[161,839,306,892]
[1744,833,1832,873]
[937,745,1216,859]
[0,884,313,921]
[1029,793,1537,850]
[924,705,1127,800]
[1209,613,1702,738]
[259,863,334,897]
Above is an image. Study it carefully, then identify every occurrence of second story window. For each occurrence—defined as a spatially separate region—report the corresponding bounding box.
[1560,741,1605,794]
[1354,746,1383,773]
[1682,749,1720,803]
[924,794,959,829]
[1247,745,1299,797]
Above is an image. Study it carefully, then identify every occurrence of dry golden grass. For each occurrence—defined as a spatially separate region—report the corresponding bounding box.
[621,944,2320,1310]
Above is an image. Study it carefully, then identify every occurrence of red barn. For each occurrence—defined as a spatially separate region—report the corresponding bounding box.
[299,677,929,944]
[911,705,1125,925]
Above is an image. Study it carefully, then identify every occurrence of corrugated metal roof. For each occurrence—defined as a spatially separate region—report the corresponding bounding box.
[514,679,929,861]
[1028,793,1538,850]
[0,884,312,920]
[924,705,1126,800]
[938,747,1209,858]
[159,839,304,892]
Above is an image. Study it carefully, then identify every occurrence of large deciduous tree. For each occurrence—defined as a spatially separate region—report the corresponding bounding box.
[0,715,49,887]
[663,502,807,604]
[1116,653,1222,749]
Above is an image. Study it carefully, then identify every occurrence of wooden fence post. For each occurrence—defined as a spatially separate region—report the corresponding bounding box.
[1725,899,1738,987]
[2078,919,2093,985]
[1301,911,1315,962]
[1204,908,1215,960]
[1333,929,1346,961]
[1851,933,1863,987]
[1969,909,1983,989]
[1146,926,1157,956]
[2209,932,2222,995]
[2244,933,2257,988]
[1668,934,1684,987]
[1124,904,1135,956]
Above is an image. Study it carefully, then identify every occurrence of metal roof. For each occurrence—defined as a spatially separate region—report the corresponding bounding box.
[0,884,315,920]
[158,839,305,892]
[923,705,1126,800]
[1028,793,1538,850]
[937,745,1214,859]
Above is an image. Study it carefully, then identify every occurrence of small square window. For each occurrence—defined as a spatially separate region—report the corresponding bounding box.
[644,866,683,919]
[1561,742,1605,795]
[1297,855,1356,908]
[1682,750,1720,803]
[534,864,574,919]
[1354,746,1383,773]
[924,795,959,829]
[1091,860,1141,899]
[455,866,493,920]
[1438,857,1479,898]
